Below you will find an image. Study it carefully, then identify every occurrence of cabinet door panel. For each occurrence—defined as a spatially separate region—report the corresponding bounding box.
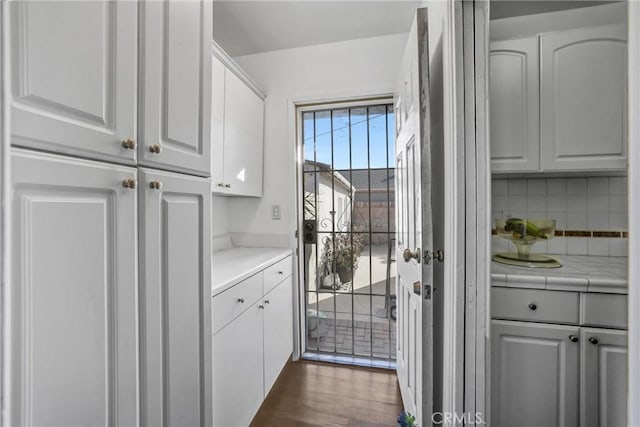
[491,320,579,427]
[213,303,264,427]
[490,37,540,172]
[140,168,212,427]
[263,277,294,395]
[540,24,627,171]
[211,54,226,190]
[9,149,137,426]
[10,1,137,164]
[222,70,264,196]
[139,0,212,176]
[581,328,627,427]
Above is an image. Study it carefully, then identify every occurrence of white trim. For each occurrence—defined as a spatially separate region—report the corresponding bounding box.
[627,1,640,423]
[1,3,9,426]
[211,39,266,100]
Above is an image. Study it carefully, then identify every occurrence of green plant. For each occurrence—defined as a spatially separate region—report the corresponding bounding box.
[325,233,365,271]
[397,411,416,427]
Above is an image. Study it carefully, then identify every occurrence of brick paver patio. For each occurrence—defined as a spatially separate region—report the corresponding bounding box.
[307,318,396,360]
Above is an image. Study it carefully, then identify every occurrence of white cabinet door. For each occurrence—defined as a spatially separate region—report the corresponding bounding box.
[490,36,540,172]
[540,24,627,171]
[139,168,212,427]
[9,1,137,164]
[580,328,627,427]
[263,276,294,395]
[213,301,264,427]
[9,148,137,426]
[211,54,226,190]
[222,68,264,197]
[139,0,212,176]
[491,320,580,427]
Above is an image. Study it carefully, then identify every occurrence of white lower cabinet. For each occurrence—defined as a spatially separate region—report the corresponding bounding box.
[491,320,580,427]
[491,287,628,427]
[9,149,138,426]
[139,168,212,427]
[213,256,293,426]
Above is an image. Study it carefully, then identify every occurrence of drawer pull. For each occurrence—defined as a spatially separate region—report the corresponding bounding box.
[569,335,579,343]
[528,303,537,311]
[588,337,599,345]
[237,298,245,304]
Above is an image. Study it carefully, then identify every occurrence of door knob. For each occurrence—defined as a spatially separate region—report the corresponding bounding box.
[121,138,136,150]
[149,180,163,190]
[149,144,162,154]
[122,178,137,189]
[424,249,444,264]
[403,248,421,263]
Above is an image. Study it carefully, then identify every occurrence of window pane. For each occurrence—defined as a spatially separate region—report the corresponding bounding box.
[368,105,388,169]
[350,107,368,169]
[315,110,332,166]
[332,109,350,170]
[303,111,315,164]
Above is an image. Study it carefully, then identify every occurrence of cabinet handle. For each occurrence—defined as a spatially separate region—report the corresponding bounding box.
[225,183,231,188]
[588,337,599,345]
[258,305,264,309]
[264,300,270,304]
[121,138,136,150]
[149,180,163,190]
[237,298,245,303]
[149,144,162,154]
[528,303,537,311]
[569,335,579,343]
[277,271,284,275]
[217,183,225,188]
[122,178,137,189]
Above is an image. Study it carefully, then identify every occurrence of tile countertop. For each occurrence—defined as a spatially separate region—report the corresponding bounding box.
[491,255,628,294]
[212,247,292,296]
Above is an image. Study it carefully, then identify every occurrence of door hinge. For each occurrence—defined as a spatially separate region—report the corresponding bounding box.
[295,247,299,256]
[295,230,299,238]
[423,249,444,264]
[424,284,431,300]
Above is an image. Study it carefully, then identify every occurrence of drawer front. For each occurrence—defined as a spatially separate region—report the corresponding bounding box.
[263,255,292,295]
[492,288,580,325]
[212,273,263,334]
[581,293,628,329]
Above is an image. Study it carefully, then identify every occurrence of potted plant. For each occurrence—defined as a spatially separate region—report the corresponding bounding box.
[325,233,365,283]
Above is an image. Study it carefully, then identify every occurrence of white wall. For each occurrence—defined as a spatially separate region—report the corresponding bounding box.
[226,33,408,247]
[212,195,229,237]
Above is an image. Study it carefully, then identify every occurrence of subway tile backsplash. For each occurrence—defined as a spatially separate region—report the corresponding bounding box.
[491,176,628,257]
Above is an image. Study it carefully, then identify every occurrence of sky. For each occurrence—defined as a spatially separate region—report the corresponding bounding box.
[303,105,395,171]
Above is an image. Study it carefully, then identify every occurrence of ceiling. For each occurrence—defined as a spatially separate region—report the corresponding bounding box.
[490,1,617,20]
[212,1,423,57]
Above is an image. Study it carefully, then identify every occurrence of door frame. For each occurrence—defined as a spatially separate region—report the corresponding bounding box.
[1,4,9,427]
[466,1,640,424]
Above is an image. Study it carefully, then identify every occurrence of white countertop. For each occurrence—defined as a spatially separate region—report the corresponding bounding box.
[212,247,292,296]
[491,255,628,294]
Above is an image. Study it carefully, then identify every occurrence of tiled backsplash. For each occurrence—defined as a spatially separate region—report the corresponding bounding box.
[491,176,628,257]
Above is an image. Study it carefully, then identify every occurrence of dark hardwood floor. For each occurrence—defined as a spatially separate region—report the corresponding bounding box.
[250,360,403,427]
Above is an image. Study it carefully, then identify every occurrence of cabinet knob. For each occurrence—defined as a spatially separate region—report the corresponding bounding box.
[225,183,231,188]
[237,298,245,303]
[122,178,137,189]
[588,337,599,345]
[217,182,225,188]
[264,300,270,304]
[569,335,579,343]
[277,271,284,275]
[258,305,264,309]
[528,303,537,311]
[121,138,136,150]
[149,144,162,154]
[149,180,163,190]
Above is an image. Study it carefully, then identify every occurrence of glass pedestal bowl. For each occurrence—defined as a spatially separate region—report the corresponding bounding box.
[493,218,561,268]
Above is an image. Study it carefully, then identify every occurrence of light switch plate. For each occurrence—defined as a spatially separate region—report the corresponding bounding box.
[271,204,281,220]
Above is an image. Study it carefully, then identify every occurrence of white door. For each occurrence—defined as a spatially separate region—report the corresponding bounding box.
[263,276,294,394]
[139,0,212,176]
[139,168,212,427]
[9,148,138,426]
[9,1,137,164]
[395,8,433,425]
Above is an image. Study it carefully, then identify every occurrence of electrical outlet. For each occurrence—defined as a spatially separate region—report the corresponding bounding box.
[271,204,281,220]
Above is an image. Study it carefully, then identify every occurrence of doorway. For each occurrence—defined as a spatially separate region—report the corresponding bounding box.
[298,101,397,365]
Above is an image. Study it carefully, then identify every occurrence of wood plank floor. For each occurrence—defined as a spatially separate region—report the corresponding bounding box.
[250,360,403,427]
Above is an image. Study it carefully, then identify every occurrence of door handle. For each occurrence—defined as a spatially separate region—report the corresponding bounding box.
[403,247,421,263]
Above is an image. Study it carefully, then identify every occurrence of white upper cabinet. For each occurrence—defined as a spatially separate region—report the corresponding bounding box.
[139,0,212,176]
[490,37,540,172]
[540,24,627,171]
[9,1,137,164]
[9,149,138,426]
[211,47,265,197]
